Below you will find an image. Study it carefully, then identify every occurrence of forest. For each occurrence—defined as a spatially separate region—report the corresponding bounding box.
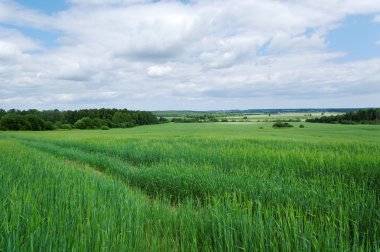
[306,108,380,124]
[0,108,159,131]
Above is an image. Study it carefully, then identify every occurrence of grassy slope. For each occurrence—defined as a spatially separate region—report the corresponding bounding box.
[0,122,379,251]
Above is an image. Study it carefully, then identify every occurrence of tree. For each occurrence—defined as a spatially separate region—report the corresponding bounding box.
[0,114,27,131]
[272,122,293,128]
[0,108,159,130]
[0,109,6,119]
[24,115,45,131]
[307,108,380,124]
[74,117,96,129]
[112,112,128,124]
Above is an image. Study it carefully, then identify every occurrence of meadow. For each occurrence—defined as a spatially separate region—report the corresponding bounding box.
[0,122,379,251]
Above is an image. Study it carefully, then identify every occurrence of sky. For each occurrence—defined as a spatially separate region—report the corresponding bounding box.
[0,0,380,110]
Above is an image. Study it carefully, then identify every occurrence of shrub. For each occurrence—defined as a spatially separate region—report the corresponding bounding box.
[0,114,26,131]
[74,117,96,129]
[299,124,305,128]
[60,124,73,130]
[272,122,293,128]
[158,117,169,123]
[55,121,63,129]
[25,115,46,131]
[93,118,109,128]
[0,114,54,131]
[125,121,135,128]
[100,125,110,130]
[43,121,55,130]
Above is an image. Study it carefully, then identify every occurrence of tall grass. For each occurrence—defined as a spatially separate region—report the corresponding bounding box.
[0,122,379,251]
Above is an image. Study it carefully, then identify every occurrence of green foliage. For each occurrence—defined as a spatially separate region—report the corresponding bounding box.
[74,117,96,129]
[60,124,73,130]
[124,121,135,128]
[0,108,6,118]
[299,124,305,128]
[272,122,294,128]
[24,115,45,130]
[307,108,380,124]
[112,111,130,125]
[44,121,55,130]
[158,117,169,123]
[100,125,109,130]
[0,113,52,131]
[0,114,27,130]
[0,108,159,131]
[171,114,219,123]
[172,118,198,123]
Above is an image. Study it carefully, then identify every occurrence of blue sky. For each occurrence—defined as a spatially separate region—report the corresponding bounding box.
[0,0,380,110]
[15,0,68,14]
[327,15,380,62]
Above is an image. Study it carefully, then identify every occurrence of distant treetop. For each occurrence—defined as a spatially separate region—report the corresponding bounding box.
[0,108,159,131]
[306,108,380,124]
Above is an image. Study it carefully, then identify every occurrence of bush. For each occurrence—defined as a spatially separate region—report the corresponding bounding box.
[74,117,96,129]
[0,114,54,131]
[125,121,135,128]
[60,124,73,130]
[55,121,63,129]
[158,117,169,123]
[25,115,45,131]
[0,114,26,131]
[44,121,55,130]
[299,124,305,128]
[272,122,293,128]
[93,118,109,128]
[100,125,109,130]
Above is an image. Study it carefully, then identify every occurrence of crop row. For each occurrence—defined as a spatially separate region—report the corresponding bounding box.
[0,134,379,250]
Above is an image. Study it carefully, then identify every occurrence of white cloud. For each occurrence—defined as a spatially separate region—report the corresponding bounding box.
[147,65,173,77]
[267,31,326,53]
[0,0,380,109]
[0,0,52,28]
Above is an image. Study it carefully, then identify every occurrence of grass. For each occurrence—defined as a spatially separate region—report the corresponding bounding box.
[0,122,379,251]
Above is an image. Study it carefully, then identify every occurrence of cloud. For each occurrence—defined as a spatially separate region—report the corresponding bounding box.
[0,0,52,28]
[0,0,380,110]
[147,65,173,77]
[52,1,205,61]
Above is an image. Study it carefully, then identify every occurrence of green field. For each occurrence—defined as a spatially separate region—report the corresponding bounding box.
[1,122,379,251]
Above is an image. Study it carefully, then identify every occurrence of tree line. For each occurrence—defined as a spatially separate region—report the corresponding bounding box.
[171,114,219,123]
[306,108,380,124]
[0,108,160,131]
